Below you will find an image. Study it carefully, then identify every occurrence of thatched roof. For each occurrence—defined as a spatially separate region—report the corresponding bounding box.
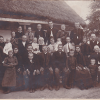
[0,0,85,25]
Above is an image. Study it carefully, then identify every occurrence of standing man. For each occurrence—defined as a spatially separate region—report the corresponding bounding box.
[56,24,68,45]
[70,22,84,45]
[25,27,34,43]
[47,21,58,44]
[35,24,46,44]
[15,26,24,39]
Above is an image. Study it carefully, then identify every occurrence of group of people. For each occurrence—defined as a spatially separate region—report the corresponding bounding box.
[0,21,100,94]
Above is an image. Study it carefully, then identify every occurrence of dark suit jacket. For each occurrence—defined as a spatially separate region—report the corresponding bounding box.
[47,27,58,44]
[38,52,51,69]
[35,29,45,39]
[53,51,66,69]
[66,56,77,70]
[56,30,68,45]
[15,32,24,39]
[25,55,37,72]
[70,28,84,45]
[80,43,92,56]
[74,52,86,67]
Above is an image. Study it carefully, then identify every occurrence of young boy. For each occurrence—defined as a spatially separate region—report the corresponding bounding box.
[88,59,98,87]
[26,53,37,93]
[66,50,77,88]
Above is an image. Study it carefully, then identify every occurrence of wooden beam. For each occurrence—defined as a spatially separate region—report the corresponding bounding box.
[0,17,48,24]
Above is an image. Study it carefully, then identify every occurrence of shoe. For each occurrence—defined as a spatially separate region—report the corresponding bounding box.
[64,85,71,89]
[55,86,60,91]
[32,89,35,93]
[40,87,45,91]
[4,90,10,94]
[29,89,33,93]
[48,86,53,91]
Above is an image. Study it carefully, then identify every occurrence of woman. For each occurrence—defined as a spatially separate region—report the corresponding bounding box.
[2,50,18,94]
[13,47,24,91]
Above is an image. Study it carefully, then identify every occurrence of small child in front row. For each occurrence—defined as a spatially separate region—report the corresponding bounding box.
[88,59,98,87]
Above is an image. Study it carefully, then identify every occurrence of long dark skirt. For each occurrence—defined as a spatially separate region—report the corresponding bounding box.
[75,66,93,89]
[2,67,16,87]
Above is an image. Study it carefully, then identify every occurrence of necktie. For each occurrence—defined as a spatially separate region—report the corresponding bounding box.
[68,43,70,52]
[50,29,53,36]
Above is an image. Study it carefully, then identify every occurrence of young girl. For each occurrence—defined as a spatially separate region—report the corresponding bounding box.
[32,37,40,54]
[88,59,98,87]
[2,50,18,94]
[38,37,45,52]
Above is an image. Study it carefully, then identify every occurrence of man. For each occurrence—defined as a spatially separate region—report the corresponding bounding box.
[38,45,53,91]
[70,22,84,45]
[53,44,70,90]
[15,26,24,39]
[0,36,5,48]
[88,34,100,53]
[63,37,75,56]
[56,24,68,45]
[35,24,46,44]
[18,35,29,67]
[47,21,58,44]
[25,27,34,42]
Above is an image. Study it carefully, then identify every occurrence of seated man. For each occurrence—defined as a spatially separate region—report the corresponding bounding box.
[38,45,53,91]
[53,44,70,90]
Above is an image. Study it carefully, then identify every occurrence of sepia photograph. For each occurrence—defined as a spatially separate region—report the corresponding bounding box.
[0,0,100,99]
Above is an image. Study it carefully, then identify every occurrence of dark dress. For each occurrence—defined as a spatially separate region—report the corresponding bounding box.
[74,52,93,89]
[88,64,98,82]
[2,56,18,87]
[80,43,92,66]
[13,53,24,90]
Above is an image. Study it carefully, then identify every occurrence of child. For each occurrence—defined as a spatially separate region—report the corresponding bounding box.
[3,38,13,55]
[32,37,40,54]
[48,37,56,53]
[88,59,98,87]
[38,37,45,52]
[55,38,62,51]
[66,50,77,88]
[2,50,18,94]
[26,53,37,93]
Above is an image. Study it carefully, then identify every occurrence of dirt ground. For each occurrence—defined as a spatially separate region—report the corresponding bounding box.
[1,85,100,99]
